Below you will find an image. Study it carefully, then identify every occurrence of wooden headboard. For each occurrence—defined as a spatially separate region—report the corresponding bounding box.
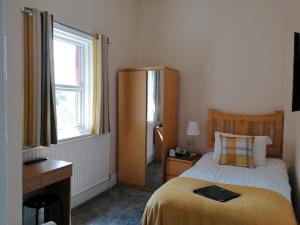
[207,109,284,158]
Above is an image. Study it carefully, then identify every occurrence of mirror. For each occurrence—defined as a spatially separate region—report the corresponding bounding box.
[146,70,164,190]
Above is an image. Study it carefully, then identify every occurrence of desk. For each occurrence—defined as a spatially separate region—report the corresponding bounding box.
[23,160,72,225]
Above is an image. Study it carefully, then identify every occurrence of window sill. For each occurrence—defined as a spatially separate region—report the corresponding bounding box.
[58,133,98,143]
[57,128,92,141]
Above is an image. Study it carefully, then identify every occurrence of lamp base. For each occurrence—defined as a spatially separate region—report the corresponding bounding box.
[186,135,196,152]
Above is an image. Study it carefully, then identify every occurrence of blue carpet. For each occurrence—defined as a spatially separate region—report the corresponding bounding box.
[147,162,163,190]
[72,185,152,225]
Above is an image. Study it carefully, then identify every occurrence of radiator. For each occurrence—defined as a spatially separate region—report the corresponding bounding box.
[23,134,112,207]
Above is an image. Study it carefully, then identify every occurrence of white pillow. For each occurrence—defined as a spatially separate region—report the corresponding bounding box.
[213,132,272,166]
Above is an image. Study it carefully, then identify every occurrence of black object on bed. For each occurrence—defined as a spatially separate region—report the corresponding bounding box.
[193,185,240,202]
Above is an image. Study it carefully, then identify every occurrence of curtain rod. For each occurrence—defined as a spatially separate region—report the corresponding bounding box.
[21,7,33,16]
[20,7,111,44]
[54,20,98,39]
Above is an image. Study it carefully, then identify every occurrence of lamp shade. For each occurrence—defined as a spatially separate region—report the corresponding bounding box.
[186,121,200,136]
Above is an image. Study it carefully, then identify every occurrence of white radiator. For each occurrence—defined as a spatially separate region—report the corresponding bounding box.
[23,134,114,208]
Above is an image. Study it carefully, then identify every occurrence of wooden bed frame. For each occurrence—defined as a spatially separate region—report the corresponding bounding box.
[207,109,284,158]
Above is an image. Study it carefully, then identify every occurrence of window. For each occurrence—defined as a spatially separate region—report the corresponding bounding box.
[53,23,93,140]
[147,71,156,122]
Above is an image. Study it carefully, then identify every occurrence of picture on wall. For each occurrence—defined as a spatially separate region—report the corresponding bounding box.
[292,32,300,111]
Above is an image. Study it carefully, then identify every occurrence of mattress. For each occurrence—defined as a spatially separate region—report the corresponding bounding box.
[181,152,291,202]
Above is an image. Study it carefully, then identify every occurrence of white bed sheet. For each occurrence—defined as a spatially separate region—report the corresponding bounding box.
[181,152,291,202]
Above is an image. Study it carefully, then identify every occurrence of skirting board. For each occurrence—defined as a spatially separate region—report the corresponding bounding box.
[71,174,117,209]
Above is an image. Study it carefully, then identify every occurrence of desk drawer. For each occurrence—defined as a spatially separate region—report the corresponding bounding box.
[23,177,41,193]
[41,165,72,187]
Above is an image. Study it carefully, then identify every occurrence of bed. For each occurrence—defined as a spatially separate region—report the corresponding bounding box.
[142,109,297,225]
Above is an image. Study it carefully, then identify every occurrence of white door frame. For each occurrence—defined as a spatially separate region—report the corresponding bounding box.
[0,0,22,224]
[0,0,8,224]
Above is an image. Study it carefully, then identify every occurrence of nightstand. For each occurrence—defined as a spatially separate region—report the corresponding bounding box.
[165,155,201,181]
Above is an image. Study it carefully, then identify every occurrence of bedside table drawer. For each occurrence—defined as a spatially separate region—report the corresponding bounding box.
[166,161,191,176]
[165,175,176,181]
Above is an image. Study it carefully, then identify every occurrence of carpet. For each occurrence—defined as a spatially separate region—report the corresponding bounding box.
[72,185,152,225]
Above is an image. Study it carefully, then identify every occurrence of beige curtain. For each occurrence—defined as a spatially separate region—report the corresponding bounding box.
[23,8,57,147]
[91,34,110,134]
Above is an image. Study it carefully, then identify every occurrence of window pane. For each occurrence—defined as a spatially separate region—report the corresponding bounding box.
[54,39,81,86]
[147,71,156,122]
[56,90,81,131]
[53,23,93,140]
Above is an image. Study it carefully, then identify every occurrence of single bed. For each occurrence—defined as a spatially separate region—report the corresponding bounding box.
[142,109,297,225]
[181,152,291,202]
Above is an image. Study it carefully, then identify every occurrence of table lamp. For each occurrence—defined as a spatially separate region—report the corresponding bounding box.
[186,121,200,152]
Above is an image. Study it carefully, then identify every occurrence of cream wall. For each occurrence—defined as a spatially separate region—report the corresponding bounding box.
[0,0,8,222]
[283,0,300,219]
[138,0,288,155]
[293,115,300,220]
[3,0,23,224]
[3,1,141,222]
[20,0,141,175]
[138,0,300,218]
[4,0,300,223]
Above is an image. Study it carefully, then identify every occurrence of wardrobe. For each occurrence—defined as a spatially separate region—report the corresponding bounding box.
[118,66,179,189]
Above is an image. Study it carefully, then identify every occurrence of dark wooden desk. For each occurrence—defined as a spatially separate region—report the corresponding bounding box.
[23,159,73,225]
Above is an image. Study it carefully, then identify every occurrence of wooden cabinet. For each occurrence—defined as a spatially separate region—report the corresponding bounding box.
[118,66,179,188]
[165,156,200,181]
[118,70,147,187]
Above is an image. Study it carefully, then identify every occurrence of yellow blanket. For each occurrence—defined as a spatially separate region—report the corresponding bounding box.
[142,177,297,225]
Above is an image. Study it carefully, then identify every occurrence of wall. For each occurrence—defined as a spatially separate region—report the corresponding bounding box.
[22,0,138,192]
[21,0,141,176]
[139,0,300,218]
[138,0,289,155]
[283,0,300,219]
[287,113,300,220]
[4,0,300,222]
[293,116,300,220]
[3,0,23,224]
[0,0,7,223]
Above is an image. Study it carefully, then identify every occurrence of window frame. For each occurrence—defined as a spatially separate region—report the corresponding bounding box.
[53,22,93,141]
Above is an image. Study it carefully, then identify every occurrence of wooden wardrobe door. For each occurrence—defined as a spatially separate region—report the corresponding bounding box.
[118,70,147,187]
[162,68,179,181]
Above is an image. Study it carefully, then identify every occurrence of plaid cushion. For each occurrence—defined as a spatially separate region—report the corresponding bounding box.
[219,135,255,168]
